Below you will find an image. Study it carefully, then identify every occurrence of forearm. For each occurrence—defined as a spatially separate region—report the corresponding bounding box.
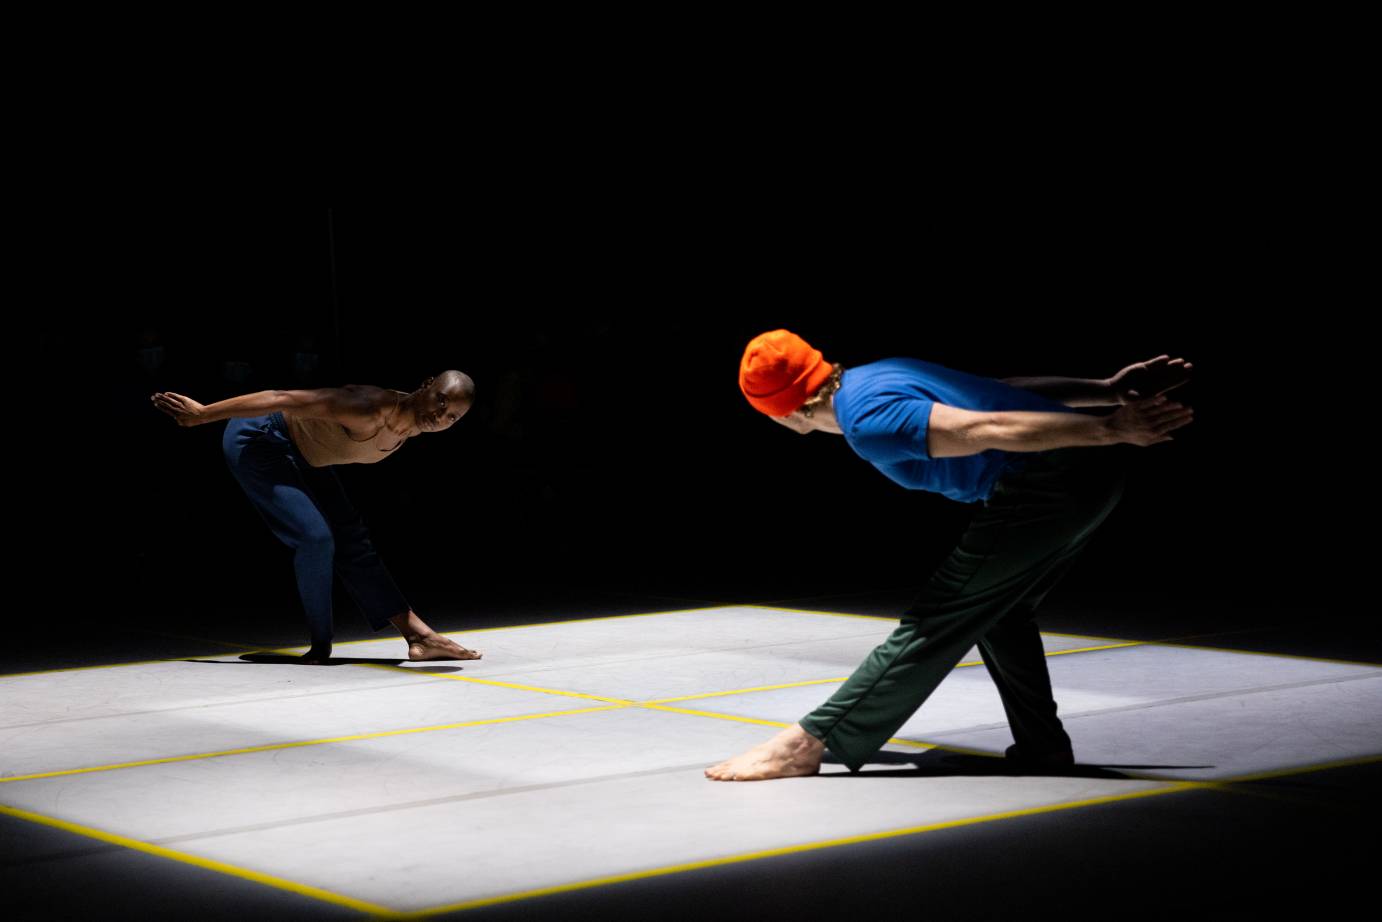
[977,410,1115,452]
[198,390,291,423]
[1000,376,1117,407]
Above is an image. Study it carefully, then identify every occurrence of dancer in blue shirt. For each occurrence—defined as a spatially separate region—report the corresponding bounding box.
[708,331,1193,780]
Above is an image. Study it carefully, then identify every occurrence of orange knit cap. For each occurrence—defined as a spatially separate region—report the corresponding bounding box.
[738,329,835,417]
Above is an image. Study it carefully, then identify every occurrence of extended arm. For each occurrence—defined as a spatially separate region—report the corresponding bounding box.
[1003,355,1193,407]
[998,376,1116,407]
[151,388,367,427]
[927,397,1192,457]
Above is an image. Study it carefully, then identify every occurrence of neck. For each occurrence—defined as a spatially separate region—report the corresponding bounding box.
[389,392,421,437]
[809,393,843,434]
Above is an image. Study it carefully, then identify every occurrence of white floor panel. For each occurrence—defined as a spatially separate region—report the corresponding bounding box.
[3,607,1377,914]
[0,706,1168,912]
[0,676,596,778]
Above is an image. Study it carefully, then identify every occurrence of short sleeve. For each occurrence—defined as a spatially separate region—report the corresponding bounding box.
[848,396,935,464]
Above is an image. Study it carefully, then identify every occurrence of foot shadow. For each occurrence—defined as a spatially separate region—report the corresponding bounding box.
[179,654,474,672]
[182,654,474,672]
[819,748,1212,780]
[181,654,406,666]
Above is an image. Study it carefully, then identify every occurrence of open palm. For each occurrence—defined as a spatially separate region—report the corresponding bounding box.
[1109,355,1193,406]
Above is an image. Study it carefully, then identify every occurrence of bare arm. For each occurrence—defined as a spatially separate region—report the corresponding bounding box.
[1003,355,1194,408]
[998,376,1116,407]
[927,397,1193,458]
[151,387,371,427]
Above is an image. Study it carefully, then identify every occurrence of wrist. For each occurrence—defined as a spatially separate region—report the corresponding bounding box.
[1099,378,1122,406]
[1097,416,1121,446]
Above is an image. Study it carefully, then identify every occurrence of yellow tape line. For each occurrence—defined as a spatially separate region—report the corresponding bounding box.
[0,705,628,784]
[394,782,1199,918]
[0,802,393,916]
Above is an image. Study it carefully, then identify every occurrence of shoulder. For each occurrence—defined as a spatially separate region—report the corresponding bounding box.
[843,357,937,385]
[335,385,396,413]
[314,385,394,435]
[839,359,935,407]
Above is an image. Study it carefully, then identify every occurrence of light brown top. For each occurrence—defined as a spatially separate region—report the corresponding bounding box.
[282,390,409,467]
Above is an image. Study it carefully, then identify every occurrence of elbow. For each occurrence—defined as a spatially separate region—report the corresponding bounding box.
[268,390,299,413]
[927,405,1001,458]
[929,418,997,458]
[975,413,1024,452]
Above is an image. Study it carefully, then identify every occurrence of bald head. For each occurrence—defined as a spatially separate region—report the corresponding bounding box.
[437,370,475,403]
[411,369,475,433]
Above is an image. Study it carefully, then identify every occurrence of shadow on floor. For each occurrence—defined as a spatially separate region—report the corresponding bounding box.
[181,653,409,667]
[819,748,1210,779]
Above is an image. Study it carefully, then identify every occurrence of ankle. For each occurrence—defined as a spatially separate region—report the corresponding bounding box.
[389,609,431,638]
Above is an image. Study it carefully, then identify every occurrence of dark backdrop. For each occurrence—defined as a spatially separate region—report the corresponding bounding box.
[29,205,1345,638]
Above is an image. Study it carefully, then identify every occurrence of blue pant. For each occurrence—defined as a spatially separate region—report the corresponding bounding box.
[222,412,410,650]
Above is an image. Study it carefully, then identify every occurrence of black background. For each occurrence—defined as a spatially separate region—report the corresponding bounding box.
[9,180,1369,920]
[27,202,1347,643]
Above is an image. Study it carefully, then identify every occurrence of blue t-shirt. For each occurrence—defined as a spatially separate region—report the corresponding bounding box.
[833,357,1088,504]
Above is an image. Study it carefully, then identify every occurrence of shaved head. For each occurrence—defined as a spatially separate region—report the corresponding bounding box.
[407,370,475,434]
[437,370,475,403]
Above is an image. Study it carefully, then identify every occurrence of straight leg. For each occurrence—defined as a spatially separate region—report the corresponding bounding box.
[976,537,1092,758]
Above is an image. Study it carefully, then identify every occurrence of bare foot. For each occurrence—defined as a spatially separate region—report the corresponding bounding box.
[705,724,825,781]
[406,632,482,662]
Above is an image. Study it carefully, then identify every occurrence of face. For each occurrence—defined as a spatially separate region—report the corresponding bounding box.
[415,376,473,433]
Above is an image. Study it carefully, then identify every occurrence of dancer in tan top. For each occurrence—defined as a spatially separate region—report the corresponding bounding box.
[152,371,481,665]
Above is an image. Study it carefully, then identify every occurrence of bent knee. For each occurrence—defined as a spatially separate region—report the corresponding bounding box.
[295,528,335,557]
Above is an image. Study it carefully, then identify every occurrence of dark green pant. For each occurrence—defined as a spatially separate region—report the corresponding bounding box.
[800,446,1128,771]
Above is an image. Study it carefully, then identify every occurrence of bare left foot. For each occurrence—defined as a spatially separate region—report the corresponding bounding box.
[705,724,825,781]
[406,632,482,662]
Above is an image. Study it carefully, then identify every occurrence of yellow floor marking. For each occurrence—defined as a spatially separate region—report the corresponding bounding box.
[0,606,728,679]
[646,678,853,703]
[1128,640,1382,669]
[397,747,1382,917]
[9,603,1378,681]
[1196,752,1382,784]
[0,802,394,916]
[639,641,1141,707]
[0,705,628,784]
[634,703,795,730]
[395,782,1203,918]
[742,602,895,622]
[5,665,1377,918]
[634,703,965,753]
[755,604,1382,667]
[322,604,726,649]
[348,663,638,705]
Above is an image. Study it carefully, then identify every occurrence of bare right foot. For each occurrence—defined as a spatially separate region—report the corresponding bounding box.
[406,632,482,662]
[390,610,482,662]
[704,724,825,781]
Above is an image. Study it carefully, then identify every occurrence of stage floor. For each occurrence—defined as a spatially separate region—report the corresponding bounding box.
[3,605,1380,917]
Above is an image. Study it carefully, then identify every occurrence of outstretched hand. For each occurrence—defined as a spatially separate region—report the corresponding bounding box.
[1108,355,1193,406]
[1106,395,1194,447]
[151,392,207,427]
